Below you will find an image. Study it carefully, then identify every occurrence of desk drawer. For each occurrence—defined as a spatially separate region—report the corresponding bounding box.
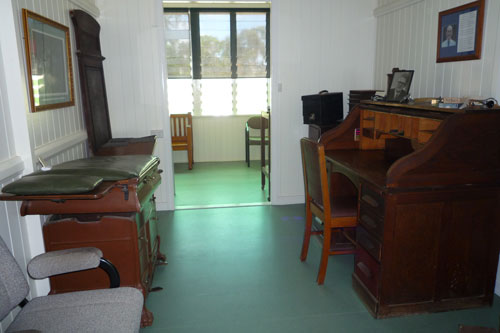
[354,246,380,298]
[360,185,384,217]
[357,226,381,262]
[359,203,384,239]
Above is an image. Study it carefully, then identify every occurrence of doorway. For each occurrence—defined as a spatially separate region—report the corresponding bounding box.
[164,6,271,209]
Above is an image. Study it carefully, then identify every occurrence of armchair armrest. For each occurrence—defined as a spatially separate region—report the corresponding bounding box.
[28,247,102,279]
[27,247,121,288]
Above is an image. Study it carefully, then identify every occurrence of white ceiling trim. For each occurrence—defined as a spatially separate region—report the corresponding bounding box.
[374,0,424,17]
[69,0,100,17]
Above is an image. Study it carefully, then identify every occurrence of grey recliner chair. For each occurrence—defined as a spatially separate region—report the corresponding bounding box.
[0,236,143,332]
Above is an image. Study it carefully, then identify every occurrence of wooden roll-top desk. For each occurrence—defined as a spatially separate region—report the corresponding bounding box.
[319,101,500,318]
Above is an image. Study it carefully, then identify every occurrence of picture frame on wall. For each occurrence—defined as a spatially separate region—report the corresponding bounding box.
[385,70,414,103]
[436,0,485,63]
[22,9,75,112]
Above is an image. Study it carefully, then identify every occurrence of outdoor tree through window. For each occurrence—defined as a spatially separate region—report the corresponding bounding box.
[164,8,270,116]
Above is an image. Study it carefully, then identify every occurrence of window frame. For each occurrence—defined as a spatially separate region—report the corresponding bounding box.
[164,7,270,80]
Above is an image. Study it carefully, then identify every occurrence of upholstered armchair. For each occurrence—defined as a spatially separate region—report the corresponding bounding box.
[0,236,143,332]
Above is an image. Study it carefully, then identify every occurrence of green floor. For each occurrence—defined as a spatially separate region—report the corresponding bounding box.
[173,161,268,208]
[143,205,500,332]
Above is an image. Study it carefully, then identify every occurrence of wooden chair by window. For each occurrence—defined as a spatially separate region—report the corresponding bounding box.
[245,116,268,167]
[170,113,193,170]
[300,137,357,285]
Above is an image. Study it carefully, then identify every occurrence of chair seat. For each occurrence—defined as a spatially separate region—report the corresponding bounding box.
[331,196,358,217]
[172,142,188,149]
[7,287,143,333]
[248,136,269,143]
[313,196,358,218]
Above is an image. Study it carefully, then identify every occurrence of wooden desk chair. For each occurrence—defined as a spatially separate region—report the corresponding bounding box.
[170,113,194,170]
[245,116,268,167]
[300,137,357,285]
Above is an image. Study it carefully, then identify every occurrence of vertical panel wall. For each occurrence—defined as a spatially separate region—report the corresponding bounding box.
[270,0,378,204]
[1,1,97,331]
[0,27,30,333]
[373,0,500,99]
[96,0,175,210]
[172,115,266,163]
[10,0,93,164]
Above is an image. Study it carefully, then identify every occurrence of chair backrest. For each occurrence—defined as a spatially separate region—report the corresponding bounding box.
[247,116,268,130]
[170,113,193,144]
[300,137,329,211]
[0,236,29,321]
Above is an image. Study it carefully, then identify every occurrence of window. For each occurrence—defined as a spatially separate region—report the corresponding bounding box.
[164,8,270,116]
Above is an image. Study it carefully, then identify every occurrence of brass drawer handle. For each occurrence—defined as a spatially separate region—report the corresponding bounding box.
[361,195,379,208]
[357,262,372,278]
[361,214,377,229]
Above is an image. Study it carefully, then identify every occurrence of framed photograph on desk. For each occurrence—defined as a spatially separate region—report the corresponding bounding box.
[436,0,485,63]
[385,70,414,103]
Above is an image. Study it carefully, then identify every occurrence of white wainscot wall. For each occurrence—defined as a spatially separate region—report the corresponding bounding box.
[373,0,500,99]
[172,115,266,163]
[11,0,90,161]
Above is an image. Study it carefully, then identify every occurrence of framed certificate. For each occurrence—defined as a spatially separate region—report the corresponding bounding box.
[436,0,485,63]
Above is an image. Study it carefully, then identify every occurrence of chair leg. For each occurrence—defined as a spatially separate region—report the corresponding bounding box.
[300,205,313,261]
[245,132,250,167]
[187,147,193,170]
[317,225,332,285]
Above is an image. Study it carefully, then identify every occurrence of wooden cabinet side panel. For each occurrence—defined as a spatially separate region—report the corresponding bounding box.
[43,215,143,293]
[381,201,443,305]
[437,194,500,300]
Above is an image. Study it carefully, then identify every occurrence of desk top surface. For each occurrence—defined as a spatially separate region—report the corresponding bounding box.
[325,150,391,188]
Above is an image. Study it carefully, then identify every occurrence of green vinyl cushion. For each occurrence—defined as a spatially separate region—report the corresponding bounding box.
[32,155,159,181]
[1,175,103,195]
[1,155,159,195]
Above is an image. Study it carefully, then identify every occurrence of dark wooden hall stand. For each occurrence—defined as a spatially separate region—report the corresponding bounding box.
[320,100,500,318]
